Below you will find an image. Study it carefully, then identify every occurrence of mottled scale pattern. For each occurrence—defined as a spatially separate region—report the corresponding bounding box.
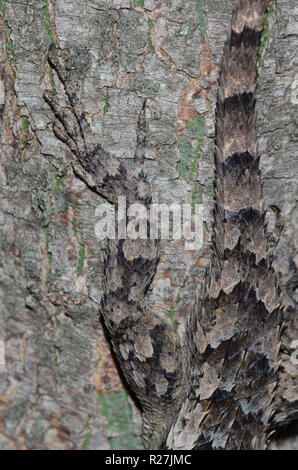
[102,235,187,449]
[167,0,283,450]
[44,46,187,450]
[43,0,296,451]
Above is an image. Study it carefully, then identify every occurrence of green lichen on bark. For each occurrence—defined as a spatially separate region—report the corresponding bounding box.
[103,95,110,115]
[178,117,206,212]
[42,0,57,94]
[2,6,15,69]
[77,245,85,276]
[4,25,12,53]
[257,0,275,68]
[197,0,207,36]
[71,218,78,238]
[147,17,155,54]
[0,1,6,15]
[22,116,29,133]
[54,193,67,213]
[98,391,142,450]
[169,306,179,331]
[42,0,55,45]
[178,117,205,181]
[147,34,155,54]
[134,0,144,7]
[191,182,205,210]
[81,432,91,450]
[147,18,154,30]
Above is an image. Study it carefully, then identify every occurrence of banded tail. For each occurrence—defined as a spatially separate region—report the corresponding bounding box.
[182,0,282,449]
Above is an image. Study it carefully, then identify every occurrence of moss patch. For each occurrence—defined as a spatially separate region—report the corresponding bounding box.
[54,193,67,213]
[178,117,205,182]
[103,95,110,115]
[197,0,206,37]
[0,1,6,15]
[71,218,78,238]
[148,34,155,54]
[42,0,55,45]
[48,67,57,95]
[191,182,205,211]
[98,391,142,450]
[3,17,15,69]
[81,433,91,450]
[178,117,205,221]
[169,306,179,330]
[147,18,154,30]
[22,116,29,133]
[147,18,155,54]
[134,0,144,6]
[53,175,66,192]
[77,245,85,276]
[125,158,135,167]
[257,0,275,69]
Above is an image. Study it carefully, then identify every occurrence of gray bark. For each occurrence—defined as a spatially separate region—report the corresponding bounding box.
[0,0,296,449]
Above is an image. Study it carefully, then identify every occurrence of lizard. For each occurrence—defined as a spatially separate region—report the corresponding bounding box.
[43,0,297,450]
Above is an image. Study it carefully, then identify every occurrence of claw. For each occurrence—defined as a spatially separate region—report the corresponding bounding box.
[44,89,85,157]
[47,45,93,146]
[52,121,79,158]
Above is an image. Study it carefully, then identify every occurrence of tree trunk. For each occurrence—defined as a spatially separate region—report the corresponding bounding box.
[0,0,296,449]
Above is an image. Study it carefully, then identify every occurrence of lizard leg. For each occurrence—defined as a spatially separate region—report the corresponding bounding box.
[47,44,95,152]
[52,120,79,157]
[43,89,86,160]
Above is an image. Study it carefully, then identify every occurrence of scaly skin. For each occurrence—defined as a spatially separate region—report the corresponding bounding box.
[44,0,296,450]
[167,0,282,450]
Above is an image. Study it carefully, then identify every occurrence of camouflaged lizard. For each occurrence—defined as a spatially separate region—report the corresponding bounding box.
[44,0,297,450]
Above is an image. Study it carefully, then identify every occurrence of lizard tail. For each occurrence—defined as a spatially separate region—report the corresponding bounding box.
[185,0,282,449]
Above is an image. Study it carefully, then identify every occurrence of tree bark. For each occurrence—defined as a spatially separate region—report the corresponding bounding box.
[0,0,296,449]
